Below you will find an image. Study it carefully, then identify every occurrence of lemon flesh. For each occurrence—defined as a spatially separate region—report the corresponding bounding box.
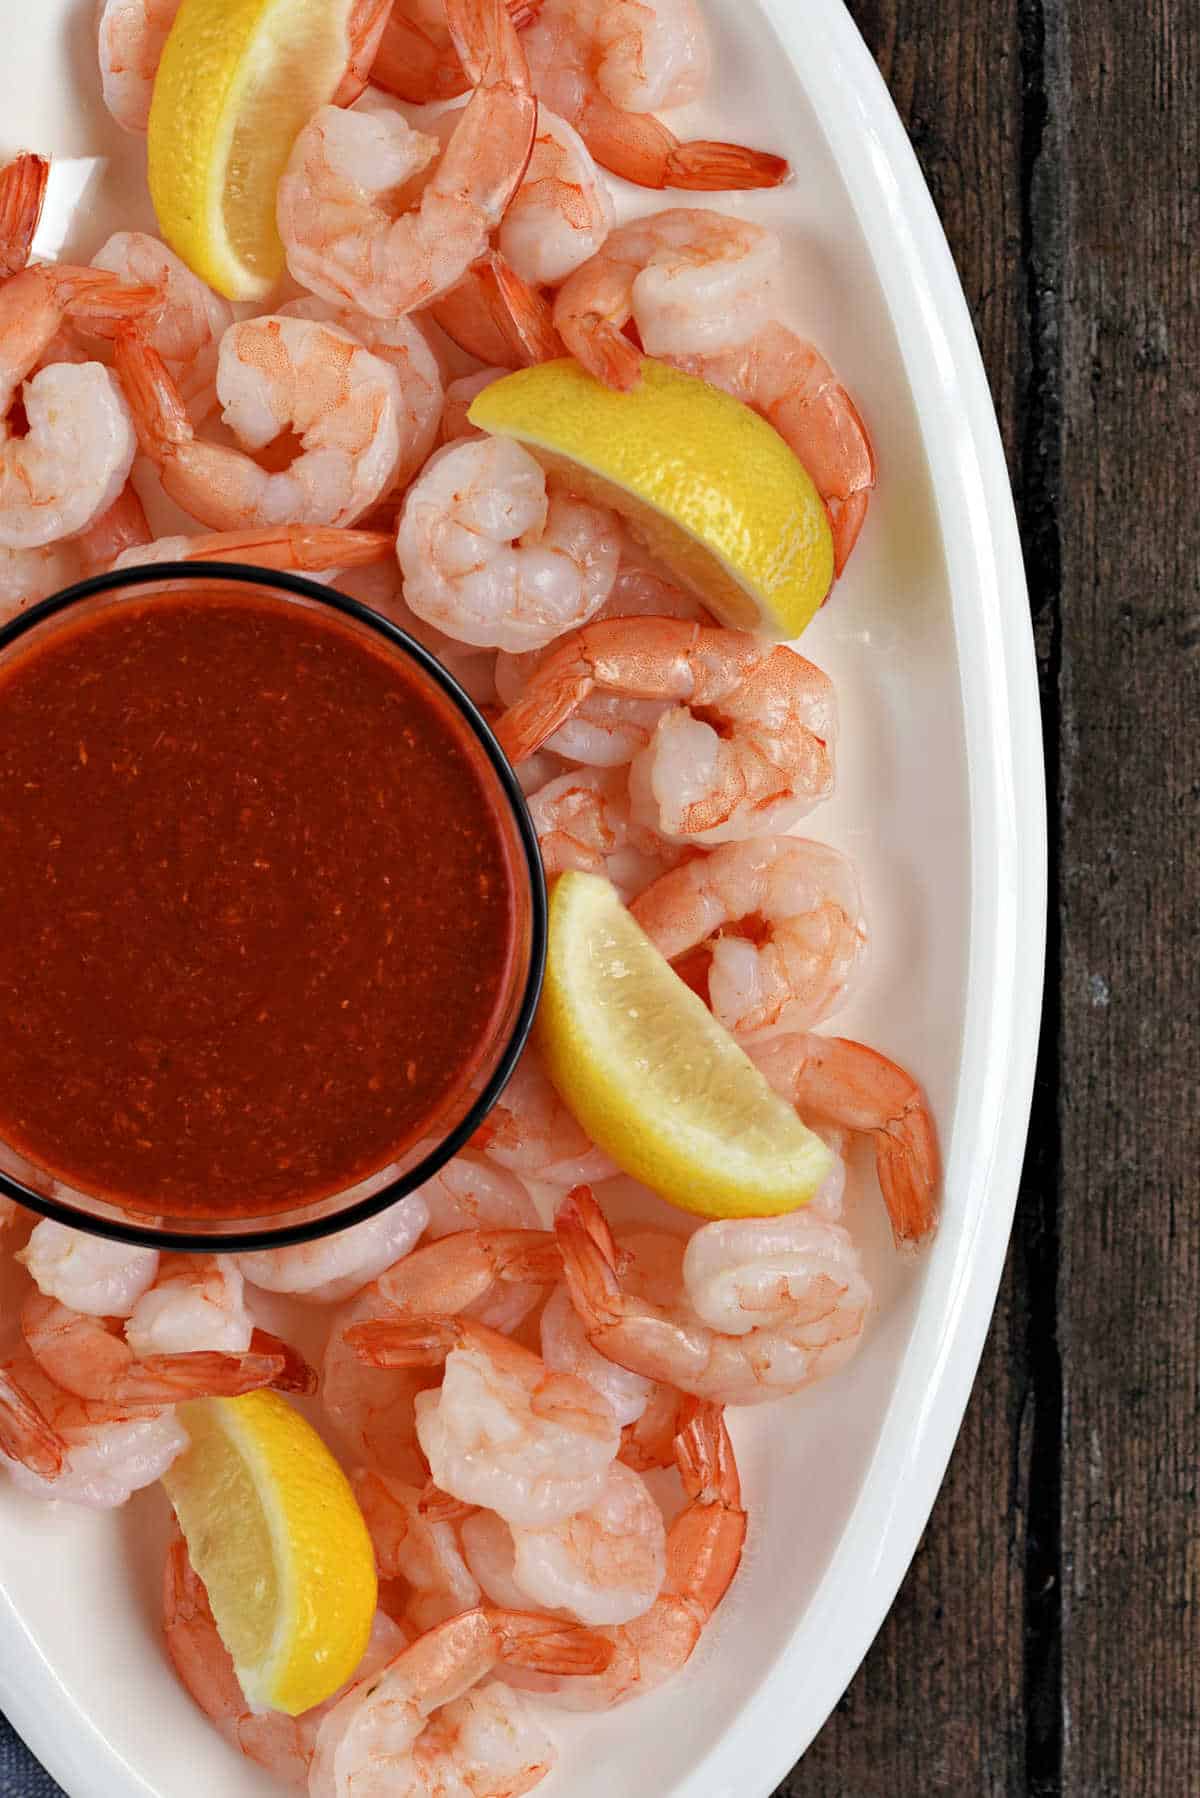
[469,358,835,639]
[148,0,355,302]
[163,1392,377,1716]
[538,871,834,1218]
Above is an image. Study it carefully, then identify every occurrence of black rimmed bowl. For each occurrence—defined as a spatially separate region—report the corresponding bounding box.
[0,562,546,1251]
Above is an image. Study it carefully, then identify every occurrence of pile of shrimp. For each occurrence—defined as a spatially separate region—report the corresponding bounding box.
[0,0,931,1791]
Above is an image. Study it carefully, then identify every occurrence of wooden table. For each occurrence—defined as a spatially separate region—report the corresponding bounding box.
[2,2,1195,1794]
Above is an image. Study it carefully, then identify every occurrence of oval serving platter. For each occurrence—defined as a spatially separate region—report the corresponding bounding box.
[0,1,1044,1793]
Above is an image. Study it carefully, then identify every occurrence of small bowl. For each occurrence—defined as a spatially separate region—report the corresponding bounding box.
[0,563,546,1252]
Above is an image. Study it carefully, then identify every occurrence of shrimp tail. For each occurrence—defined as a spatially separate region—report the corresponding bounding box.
[487,254,565,363]
[113,331,193,456]
[55,268,162,324]
[0,1368,65,1480]
[115,1346,287,1405]
[554,1188,626,1332]
[578,97,789,194]
[76,481,152,576]
[418,1480,475,1523]
[446,0,531,90]
[489,1608,614,1676]
[875,1093,942,1251]
[332,0,394,107]
[184,525,396,574]
[250,1328,318,1396]
[0,151,49,277]
[663,141,792,192]
[829,488,871,579]
[431,252,563,369]
[565,315,643,391]
[495,654,595,762]
[345,1317,462,1368]
[669,1399,746,1617]
[371,0,540,104]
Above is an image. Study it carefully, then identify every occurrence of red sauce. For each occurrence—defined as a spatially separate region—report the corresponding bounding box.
[0,590,521,1219]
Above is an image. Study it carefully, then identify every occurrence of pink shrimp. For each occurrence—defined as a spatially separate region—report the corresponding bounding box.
[495,618,836,844]
[112,524,396,576]
[523,0,789,191]
[370,0,542,104]
[526,765,678,897]
[430,252,565,370]
[353,1469,482,1632]
[0,152,48,278]
[469,1046,618,1187]
[323,1280,442,1483]
[0,1350,187,1506]
[748,1033,941,1248]
[364,1228,563,1324]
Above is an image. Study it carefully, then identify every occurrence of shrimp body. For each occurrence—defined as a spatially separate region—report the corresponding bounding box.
[97,0,182,132]
[496,619,836,843]
[278,297,443,490]
[17,1221,159,1316]
[506,1458,666,1626]
[309,1605,606,1798]
[500,108,615,286]
[370,0,536,105]
[523,0,787,191]
[537,1397,745,1709]
[418,1153,541,1237]
[115,316,405,531]
[556,1187,870,1407]
[113,524,395,577]
[236,1195,429,1305]
[353,1469,482,1632]
[631,835,868,1038]
[0,1352,186,1507]
[675,323,876,576]
[748,1033,941,1248]
[526,765,675,898]
[277,0,536,320]
[397,437,620,653]
[554,208,781,386]
[349,1319,622,1527]
[323,1282,440,1483]
[539,1282,655,1429]
[89,232,233,420]
[469,1047,618,1188]
[368,1228,563,1327]
[122,1252,253,1356]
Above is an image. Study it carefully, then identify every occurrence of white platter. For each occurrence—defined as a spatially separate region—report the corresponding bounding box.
[0,1,1044,1793]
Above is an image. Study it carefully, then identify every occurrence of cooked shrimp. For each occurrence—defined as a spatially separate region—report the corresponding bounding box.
[554,208,782,386]
[496,619,836,843]
[86,233,233,420]
[631,835,868,1038]
[500,107,615,286]
[115,316,406,529]
[556,1186,870,1407]
[333,0,398,107]
[165,1533,408,1788]
[277,0,536,319]
[469,1046,618,1187]
[524,0,788,191]
[0,542,78,623]
[122,1251,252,1355]
[675,323,877,575]
[0,1365,65,1481]
[17,1220,159,1316]
[505,1458,666,1625]
[362,1224,559,1337]
[397,437,620,652]
[526,765,676,898]
[353,1469,482,1631]
[417,1152,542,1236]
[439,368,508,444]
[0,265,157,549]
[323,1281,440,1482]
[748,1033,941,1248]
[279,296,443,489]
[0,1350,187,1506]
[76,479,152,571]
[430,251,564,369]
[536,1396,745,1708]
[97,0,182,132]
[539,1281,656,1429]
[235,1195,429,1305]
[113,523,395,576]
[0,152,48,278]
[309,1605,609,1798]
[332,561,502,706]
[20,1286,287,1408]
[370,0,539,104]
[348,1318,622,1526]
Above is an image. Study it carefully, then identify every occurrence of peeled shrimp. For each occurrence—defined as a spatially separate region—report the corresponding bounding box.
[397,437,620,652]
[0,1350,186,1506]
[507,1458,666,1626]
[123,1252,253,1356]
[113,523,396,576]
[17,1220,159,1316]
[526,765,676,898]
[748,1033,941,1247]
[554,207,782,385]
[523,0,788,191]
[500,107,615,286]
[556,1187,870,1407]
[417,1152,541,1236]
[631,835,868,1038]
[539,1281,655,1430]
[353,1469,482,1632]
[348,1318,622,1527]
[87,232,233,420]
[97,0,182,132]
[235,1195,429,1305]
[0,152,48,278]
[279,297,443,490]
[277,0,536,320]
[323,1281,439,1483]
[20,1287,286,1407]
[469,1047,618,1188]
[438,368,507,445]
[535,1396,745,1709]
[165,1534,408,1789]
[496,618,836,843]
[0,265,156,548]
[309,1605,609,1798]
[370,0,537,104]
[675,323,877,575]
[115,316,406,530]
[363,1228,562,1334]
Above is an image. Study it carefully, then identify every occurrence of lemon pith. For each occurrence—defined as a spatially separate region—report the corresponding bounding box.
[538,871,834,1219]
[468,358,835,640]
[163,1391,377,1716]
[148,0,355,302]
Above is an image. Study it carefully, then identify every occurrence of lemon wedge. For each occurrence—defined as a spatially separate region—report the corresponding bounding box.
[468,358,834,639]
[148,0,356,301]
[163,1392,377,1716]
[537,871,833,1218]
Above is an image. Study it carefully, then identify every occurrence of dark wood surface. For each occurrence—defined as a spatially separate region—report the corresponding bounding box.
[2,4,1195,1796]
